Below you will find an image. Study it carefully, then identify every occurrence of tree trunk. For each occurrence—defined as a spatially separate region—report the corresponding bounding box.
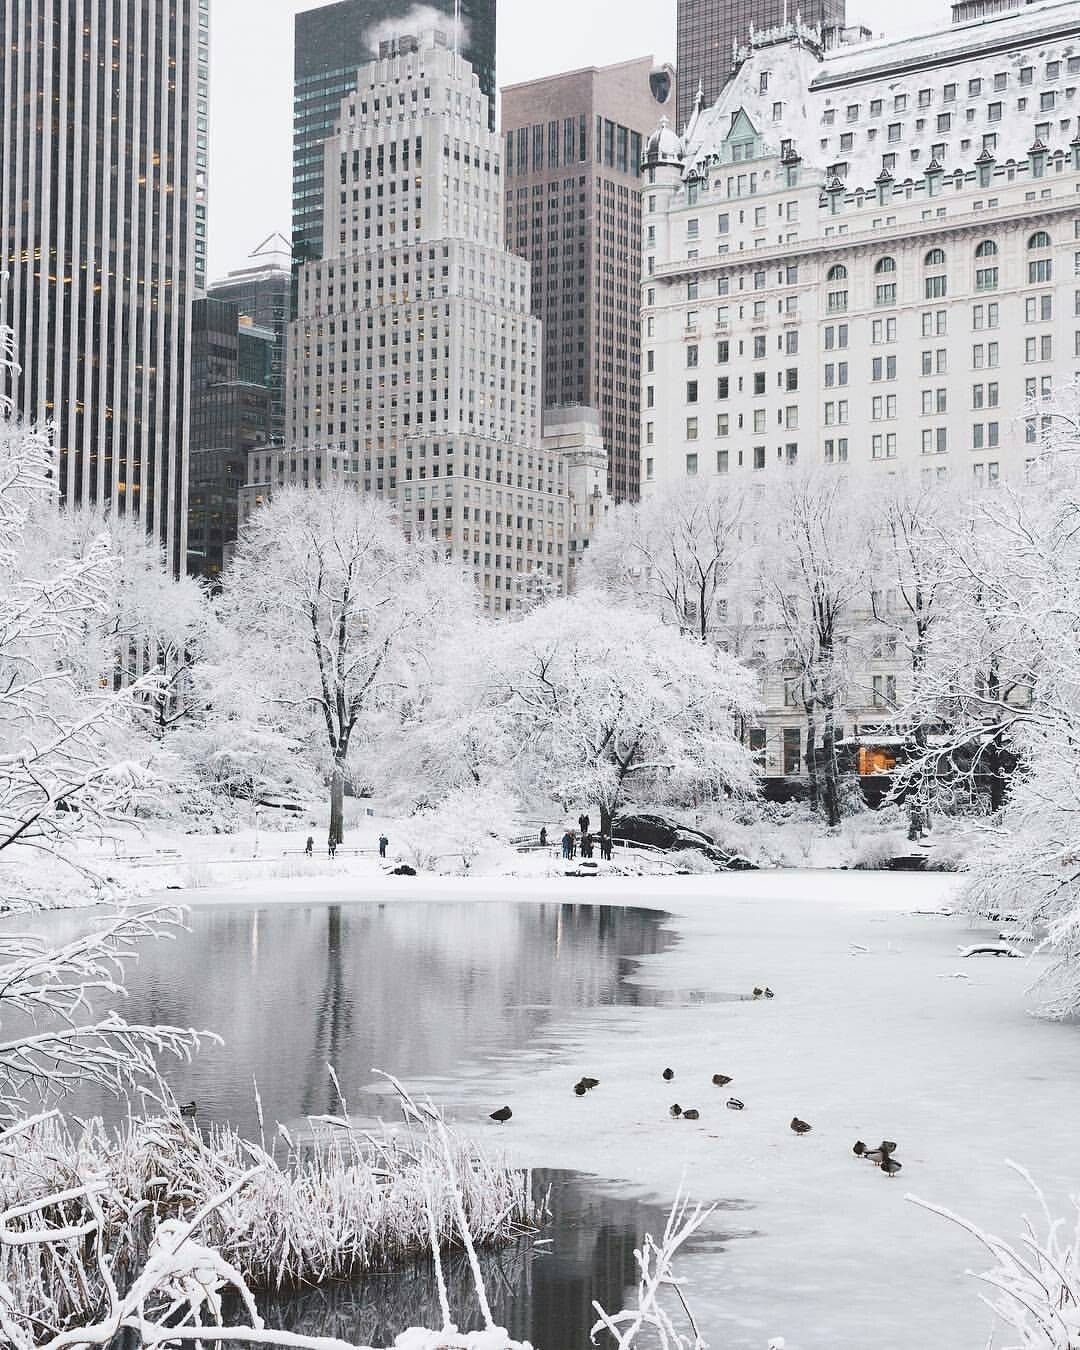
[330,759,346,845]
[600,805,614,838]
[820,700,841,828]
[804,711,819,815]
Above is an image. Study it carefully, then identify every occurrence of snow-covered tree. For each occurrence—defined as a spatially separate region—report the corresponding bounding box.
[0,331,152,871]
[222,488,472,843]
[495,592,759,836]
[581,481,746,645]
[766,471,869,827]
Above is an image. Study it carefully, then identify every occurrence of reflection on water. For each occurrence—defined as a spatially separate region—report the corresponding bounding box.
[256,1170,747,1350]
[39,901,676,1139]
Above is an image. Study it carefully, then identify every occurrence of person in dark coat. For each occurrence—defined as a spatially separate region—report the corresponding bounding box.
[539,826,548,847]
[561,831,572,859]
[568,829,577,859]
[581,832,594,859]
[378,833,389,858]
[578,812,590,835]
[304,836,314,856]
[328,836,337,859]
[600,833,612,861]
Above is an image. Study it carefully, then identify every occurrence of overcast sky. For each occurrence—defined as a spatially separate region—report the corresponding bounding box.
[208,0,949,281]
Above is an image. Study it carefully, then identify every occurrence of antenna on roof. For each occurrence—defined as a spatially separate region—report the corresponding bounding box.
[454,0,461,77]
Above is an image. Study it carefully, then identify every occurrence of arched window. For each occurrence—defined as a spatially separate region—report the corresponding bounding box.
[1028,230,1052,250]
[974,239,997,258]
[826,264,847,281]
[924,247,946,266]
[874,256,896,274]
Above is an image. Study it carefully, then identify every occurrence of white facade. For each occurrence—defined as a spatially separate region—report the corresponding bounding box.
[640,0,1080,781]
[264,35,605,612]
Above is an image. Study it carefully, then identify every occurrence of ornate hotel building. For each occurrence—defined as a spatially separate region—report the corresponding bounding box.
[0,0,208,576]
[247,36,608,612]
[642,0,1080,783]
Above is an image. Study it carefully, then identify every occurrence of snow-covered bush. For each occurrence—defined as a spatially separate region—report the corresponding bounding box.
[910,1164,1080,1350]
[851,830,909,871]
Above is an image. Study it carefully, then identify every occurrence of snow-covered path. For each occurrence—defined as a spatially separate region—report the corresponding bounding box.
[181,869,1077,1348]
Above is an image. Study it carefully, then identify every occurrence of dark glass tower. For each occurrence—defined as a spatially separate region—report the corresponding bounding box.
[293,0,496,282]
[676,0,845,129]
[0,0,208,576]
[188,298,273,581]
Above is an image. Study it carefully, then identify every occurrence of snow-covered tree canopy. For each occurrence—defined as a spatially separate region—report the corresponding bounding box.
[222,487,475,842]
[493,592,760,833]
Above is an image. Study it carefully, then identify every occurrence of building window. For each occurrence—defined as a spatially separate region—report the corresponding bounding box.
[685,452,698,475]
[686,417,699,440]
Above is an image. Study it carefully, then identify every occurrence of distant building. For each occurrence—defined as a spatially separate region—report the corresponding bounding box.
[675,0,846,131]
[642,0,1080,786]
[293,0,496,283]
[208,236,291,447]
[502,57,676,502]
[248,36,608,613]
[540,406,611,587]
[0,0,208,576]
[188,299,273,581]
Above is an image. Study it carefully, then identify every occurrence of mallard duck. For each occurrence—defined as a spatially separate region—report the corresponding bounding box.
[682,1108,700,1121]
[726,1097,745,1111]
[790,1116,812,1135]
[581,1076,599,1090]
[573,1080,588,1096]
[662,1067,675,1081]
[670,1103,683,1118]
[853,1140,867,1156]
[881,1157,903,1176]
[764,987,775,999]
[712,1073,733,1087]
[489,1105,512,1123]
[752,986,764,999]
[179,1101,197,1118]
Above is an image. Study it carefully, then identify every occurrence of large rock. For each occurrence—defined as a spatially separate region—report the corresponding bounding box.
[613,813,753,870]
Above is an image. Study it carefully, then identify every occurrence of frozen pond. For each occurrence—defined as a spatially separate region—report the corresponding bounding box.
[19,873,1080,1348]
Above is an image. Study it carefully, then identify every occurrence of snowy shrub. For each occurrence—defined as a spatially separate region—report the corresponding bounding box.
[664,848,717,875]
[910,1164,1080,1350]
[924,835,974,873]
[0,1087,541,1343]
[851,831,909,871]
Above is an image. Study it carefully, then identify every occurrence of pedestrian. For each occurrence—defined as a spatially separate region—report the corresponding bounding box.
[539,826,548,847]
[600,833,612,862]
[379,833,389,859]
[304,836,314,857]
[561,831,572,860]
[581,832,594,859]
[328,836,337,859]
[578,811,590,835]
[569,829,577,859]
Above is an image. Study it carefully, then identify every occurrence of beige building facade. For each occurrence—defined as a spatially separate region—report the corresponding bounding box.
[244,35,607,612]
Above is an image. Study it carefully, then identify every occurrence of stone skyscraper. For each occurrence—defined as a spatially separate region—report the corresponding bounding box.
[676,0,845,130]
[0,0,208,575]
[501,59,675,502]
[293,0,496,280]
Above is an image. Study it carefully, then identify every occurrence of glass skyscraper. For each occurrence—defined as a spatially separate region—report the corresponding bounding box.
[0,0,208,576]
[293,0,496,282]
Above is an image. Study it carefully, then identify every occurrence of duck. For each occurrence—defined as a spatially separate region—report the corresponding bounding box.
[790,1116,812,1135]
[881,1157,903,1176]
[752,986,764,999]
[853,1140,868,1157]
[726,1097,745,1111]
[764,987,775,999]
[489,1105,513,1123]
[573,1080,588,1096]
[179,1101,197,1118]
[863,1141,897,1166]
[580,1076,599,1090]
[670,1103,683,1118]
[662,1067,675,1081]
[711,1073,733,1087]
[682,1108,701,1121]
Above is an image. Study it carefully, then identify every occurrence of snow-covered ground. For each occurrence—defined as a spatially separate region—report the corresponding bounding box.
[150,863,1076,1350]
